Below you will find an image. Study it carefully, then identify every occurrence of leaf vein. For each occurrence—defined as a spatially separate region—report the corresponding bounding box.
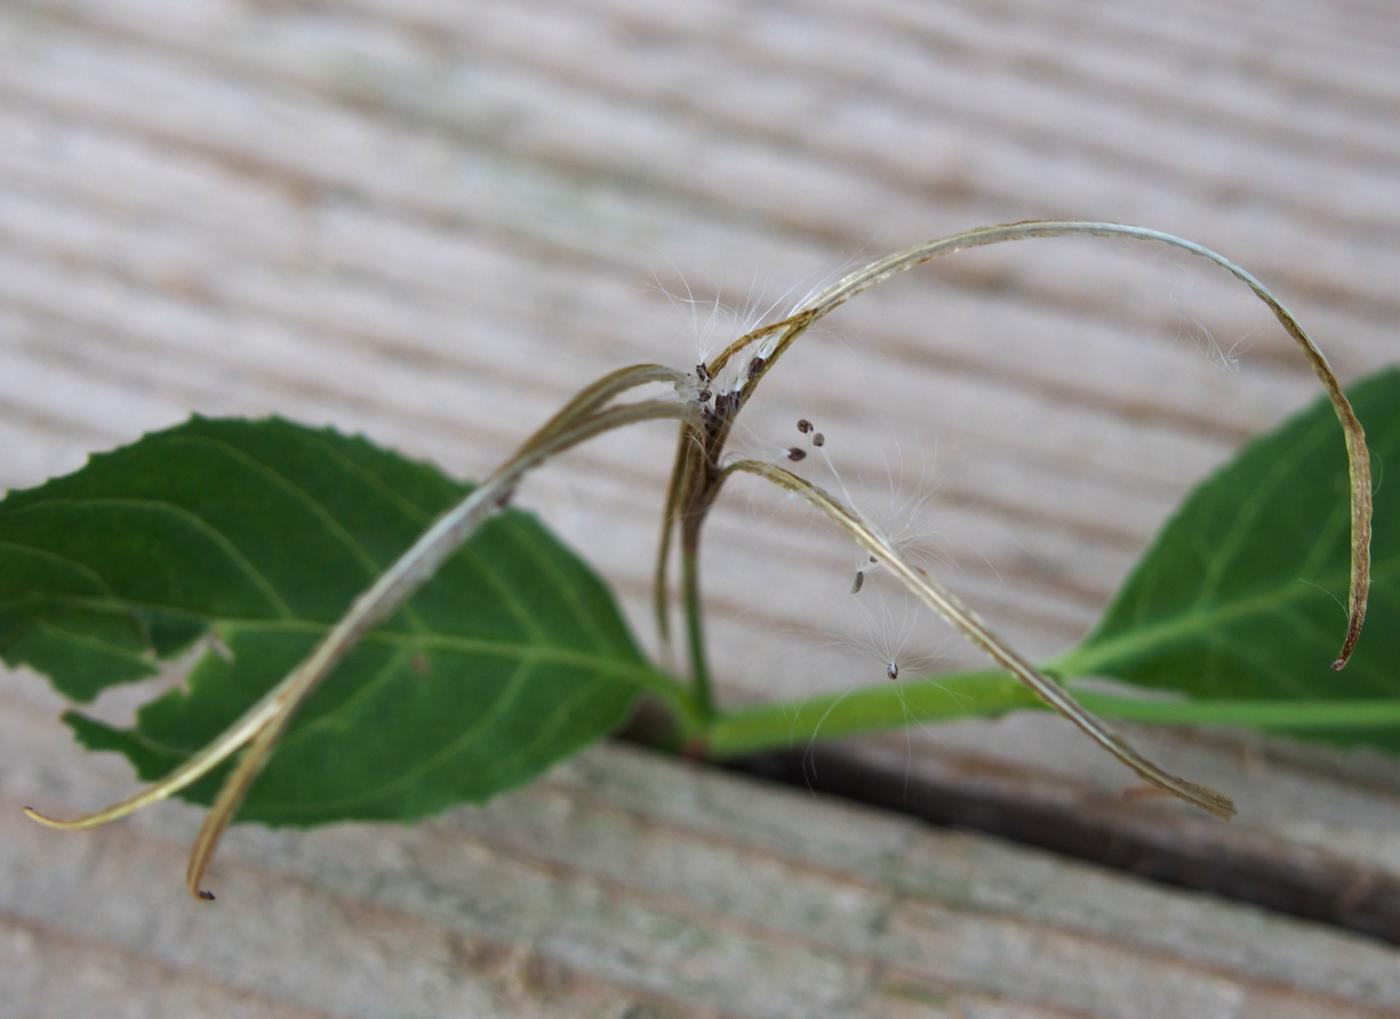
[1,497,293,619]
[161,435,429,633]
[288,428,541,642]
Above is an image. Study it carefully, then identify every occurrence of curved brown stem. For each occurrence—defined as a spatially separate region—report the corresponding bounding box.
[727,458,1235,820]
[26,374,697,900]
[698,221,1370,670]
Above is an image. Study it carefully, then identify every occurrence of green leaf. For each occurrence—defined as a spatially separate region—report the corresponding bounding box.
[1,417,662,825]
[1060,367,1400,749]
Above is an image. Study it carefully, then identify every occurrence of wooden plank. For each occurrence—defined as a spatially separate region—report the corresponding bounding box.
[2,0,1399,1005]
[5,679,1399,1019]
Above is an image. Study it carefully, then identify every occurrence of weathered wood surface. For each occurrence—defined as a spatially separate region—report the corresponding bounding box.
[2,0,1399,1012]
[6,679,1400,1019]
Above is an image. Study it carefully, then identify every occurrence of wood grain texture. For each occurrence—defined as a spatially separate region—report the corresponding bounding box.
[5,680,1400,1019]
[2,0,1399,1012]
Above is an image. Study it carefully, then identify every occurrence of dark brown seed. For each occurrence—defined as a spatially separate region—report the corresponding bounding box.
[787,447,807,461]
[697,388,712,402]
[797,418,813,434]
[198,889,217,901]
[696,363,711,383]
[812,432,825,447]
[886,661,899,681]
[851,570,865,594]
[747,355,766,379]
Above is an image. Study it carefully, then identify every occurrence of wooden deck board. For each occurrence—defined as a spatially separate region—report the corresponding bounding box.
[4,681,1399,1019]
[2,0,1398,1012]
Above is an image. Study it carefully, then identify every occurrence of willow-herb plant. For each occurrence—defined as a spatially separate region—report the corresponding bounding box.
[6,221,1382,901]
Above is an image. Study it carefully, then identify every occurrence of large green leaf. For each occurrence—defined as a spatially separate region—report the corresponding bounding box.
[0,417,657,825]
[1060,367,1399,747]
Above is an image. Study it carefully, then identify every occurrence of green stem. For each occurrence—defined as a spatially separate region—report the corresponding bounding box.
[637,666,708,750]
[682,545,716,720]
[706,669,1036,756]
[704,668,1400,758]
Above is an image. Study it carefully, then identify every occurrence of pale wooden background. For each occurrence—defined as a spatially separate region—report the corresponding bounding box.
[3,0,1399,1015]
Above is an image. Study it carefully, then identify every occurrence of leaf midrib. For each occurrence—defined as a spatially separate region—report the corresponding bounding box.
[5,590,667,689]
[1059,554,1398,678]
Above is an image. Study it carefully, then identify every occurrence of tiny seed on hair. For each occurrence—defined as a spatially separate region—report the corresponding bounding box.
[198,889,216,901]
[812,432,825,447]
[796,418,813,434]
[787,447,807,462]
[695,363,711,383]
[698,388,712,402]
[747,355,766,379]
[851,570,865,594]
[886,661,899,681]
